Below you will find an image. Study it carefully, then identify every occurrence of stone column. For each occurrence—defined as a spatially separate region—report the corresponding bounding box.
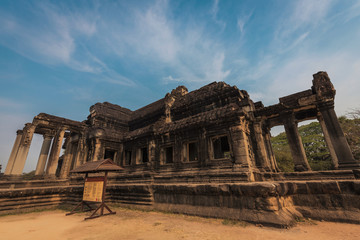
[318,102,359,169]
[263,128,279,172]
[317,114,339,169]
[46,128,65,176]
[59,137,74,178]
[282,113,311,171]
[230,123,253,168]
[73,135,85,167]
[11,124,36,175]
[4,130,23,175]
[35,134,53,176]
[253,121,271,171]
[200,128,209,167]
[92,138,102,161]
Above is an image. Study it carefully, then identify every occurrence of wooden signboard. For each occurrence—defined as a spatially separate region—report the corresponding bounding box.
[66,159,123,220]
[83,177,104,202]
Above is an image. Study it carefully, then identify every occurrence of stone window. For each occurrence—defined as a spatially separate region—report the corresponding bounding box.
[125,150,132,165]
[212,135,230,159]
[141,147,149,163]
[183,142,198,162]
[164,146,173,164]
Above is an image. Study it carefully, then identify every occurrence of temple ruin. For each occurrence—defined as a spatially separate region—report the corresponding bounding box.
[1,71,360,227]
[3,71,359,179]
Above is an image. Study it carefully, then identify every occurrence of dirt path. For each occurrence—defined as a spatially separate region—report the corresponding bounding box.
[0,208,359,240]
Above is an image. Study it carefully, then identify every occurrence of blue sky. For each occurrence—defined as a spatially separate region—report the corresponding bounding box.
[1,0,360,172]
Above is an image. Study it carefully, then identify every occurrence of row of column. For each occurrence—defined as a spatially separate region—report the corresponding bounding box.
[280,102,359,171]
[4,125,84,178]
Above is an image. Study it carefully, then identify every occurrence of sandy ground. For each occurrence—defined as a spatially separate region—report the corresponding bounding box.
[0,207,359,240]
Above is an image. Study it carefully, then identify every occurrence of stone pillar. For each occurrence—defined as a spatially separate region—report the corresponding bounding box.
[92,138,102,161]
[200,128,209,167]
[317,114,339,169]
[4,130,23,175]
[282,113,311,171]
[59,137,74,178]
[230,123,253,168]
[263,128,279,172]
[10,124,36,175]
[46,128,65,176]
[73,135,85,167]
[253,121,271,171]
[318,102,359,169]
[35,134,53,176]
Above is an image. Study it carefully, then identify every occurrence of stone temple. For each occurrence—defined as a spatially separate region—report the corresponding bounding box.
[1,71,360,226]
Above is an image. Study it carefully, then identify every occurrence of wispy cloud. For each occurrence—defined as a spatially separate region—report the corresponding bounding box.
[211,0,226,30]
[0,1,135,86]
[237,11,253,34]
[271,0,332,54]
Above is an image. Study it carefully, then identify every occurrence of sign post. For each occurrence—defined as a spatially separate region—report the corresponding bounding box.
[65,159,123,220]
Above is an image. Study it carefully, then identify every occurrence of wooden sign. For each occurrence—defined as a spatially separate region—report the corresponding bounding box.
[83,177,104,202]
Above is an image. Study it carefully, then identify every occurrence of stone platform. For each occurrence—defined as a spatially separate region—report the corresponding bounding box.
[1,171,360,227]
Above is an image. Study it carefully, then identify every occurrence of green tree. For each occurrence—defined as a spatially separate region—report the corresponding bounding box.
[271,112,360,172]
[339,111,360,160]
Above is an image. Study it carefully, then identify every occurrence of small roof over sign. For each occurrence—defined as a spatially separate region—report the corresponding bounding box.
[70,159,124,173]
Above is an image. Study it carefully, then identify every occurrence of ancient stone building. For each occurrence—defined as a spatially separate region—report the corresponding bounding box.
[3,71,359,180]
[1,71,360,226]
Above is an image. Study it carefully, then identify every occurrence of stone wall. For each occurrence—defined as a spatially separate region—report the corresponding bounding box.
[1,179,359,227]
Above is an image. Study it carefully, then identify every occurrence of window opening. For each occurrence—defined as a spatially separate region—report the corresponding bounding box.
[104,149,116,160]
[188,142,198,161]
[141,147,149,163]
[165,146,173,163]
[213,136,230,159]
[125,150,132,165]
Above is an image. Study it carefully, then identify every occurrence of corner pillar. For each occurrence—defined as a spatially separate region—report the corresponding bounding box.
[4,130,23,175]
[282,113,311,171]
[230,123,253,168]
[317,113,339,169]
[11,124,36,175]
[318,102,359,169]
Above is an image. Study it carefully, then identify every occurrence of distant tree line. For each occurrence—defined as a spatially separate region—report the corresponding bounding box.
[271,110,360,172]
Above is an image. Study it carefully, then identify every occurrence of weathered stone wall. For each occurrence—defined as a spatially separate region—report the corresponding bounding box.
[1,179,359,227]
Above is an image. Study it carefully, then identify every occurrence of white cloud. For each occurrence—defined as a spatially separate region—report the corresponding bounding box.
[292,0,332,27]
[258,51,360,116]
[162,75,182,83]
[134,2,179,62]
[99,0,231,86]
[0,2,135,86]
